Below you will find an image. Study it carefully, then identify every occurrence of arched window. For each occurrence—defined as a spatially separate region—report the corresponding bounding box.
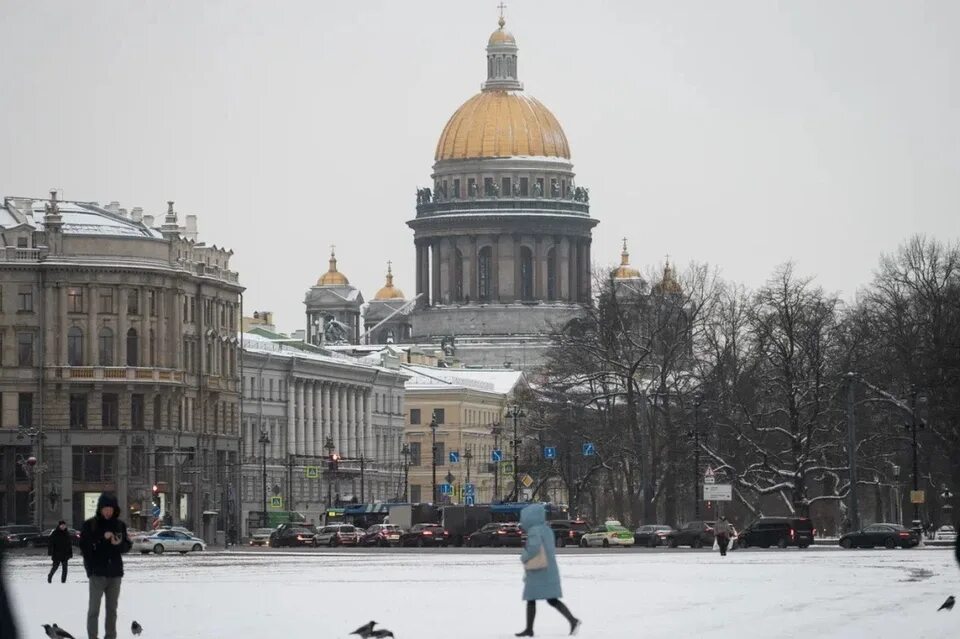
[546,246,557,301]
[126,328,139,367]
[478,246,493,301]
[98,327,114,366]
[67,326,84,366]
[520,246,534,300]
[149,329,156,367]
[454,248,464,302]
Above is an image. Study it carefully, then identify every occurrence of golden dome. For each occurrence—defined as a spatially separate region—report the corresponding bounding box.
[435,91,570,162]
[654,259,683,294]
[374,262,405,300]
[317,248,349,286]
[612,238,641,280]
[489,16,516,46]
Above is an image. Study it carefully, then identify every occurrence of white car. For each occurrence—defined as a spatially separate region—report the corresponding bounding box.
[134,530,207,555]
[579,521,635,547]
[934,525,956,542]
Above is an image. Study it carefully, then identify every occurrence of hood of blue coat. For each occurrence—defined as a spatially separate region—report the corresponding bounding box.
[520,504,546,529]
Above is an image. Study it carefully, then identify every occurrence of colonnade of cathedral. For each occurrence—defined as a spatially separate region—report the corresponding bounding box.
[414,233,592,306]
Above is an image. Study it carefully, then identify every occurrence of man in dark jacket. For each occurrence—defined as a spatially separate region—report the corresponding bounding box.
[80,493,131,639]
[47,521,74,583]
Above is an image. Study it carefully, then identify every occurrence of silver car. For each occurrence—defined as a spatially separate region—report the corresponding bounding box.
[135,530,207,555]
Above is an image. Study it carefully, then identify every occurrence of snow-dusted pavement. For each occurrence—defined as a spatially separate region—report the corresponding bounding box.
[4,547,958,638]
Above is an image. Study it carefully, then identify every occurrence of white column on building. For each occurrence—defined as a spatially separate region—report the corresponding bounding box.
[313,382,322,456]
[340,386,349,457]
[365,390,373,459]
[344,387,354,458]
[331,384,341,452]
[304,380,314,458]
[321,383,330,450]
[287,378,296,458]
[296,379,306,456]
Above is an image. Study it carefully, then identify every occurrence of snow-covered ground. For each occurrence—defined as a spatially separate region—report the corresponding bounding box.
[4,548,958,638]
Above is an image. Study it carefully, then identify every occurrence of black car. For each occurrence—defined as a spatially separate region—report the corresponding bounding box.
[400,523,449,547]
[839,523,920,549]
[466,523,525,547]
[738,517,814,549]
[31,527,81,548]
[548,520,590,547]
[0,525,42,548]
[270,526,318,548]
[360,524,403,547]
[668,521,715,548]
[634,525,675,548]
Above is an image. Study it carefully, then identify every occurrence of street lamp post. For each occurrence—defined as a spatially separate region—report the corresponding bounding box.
[324,436,336,508]
[258,429,271,527]
[17,425,47,528]
[908,387,924,531]
[464,446,473,484]
[491,423,502,502]
[687,394,703,519]
[505,405,525,502]
[430,413,439,503]
[400,443,411,502]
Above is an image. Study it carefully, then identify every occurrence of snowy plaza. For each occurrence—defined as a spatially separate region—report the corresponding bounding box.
[5,547,959,639]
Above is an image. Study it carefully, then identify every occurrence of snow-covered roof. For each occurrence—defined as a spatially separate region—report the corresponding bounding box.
[2,199,161,238]
[241,332,403,376]
[401,364,523,395]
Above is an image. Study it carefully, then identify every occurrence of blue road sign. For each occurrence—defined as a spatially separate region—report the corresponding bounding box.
[465,495,475,506]
[151,505,161,517]
[492,449,503,462]
[465,483,475,495]
[582,442,596,456]
[544,446,557,460]
[439,483,453,495]
[449,451,460,463]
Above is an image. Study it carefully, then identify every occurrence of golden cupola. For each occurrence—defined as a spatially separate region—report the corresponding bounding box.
[434,16,570,162]
[373,262,405,300]
[612,238,642,280]
[316,248,349,286]
[654,258,683,294]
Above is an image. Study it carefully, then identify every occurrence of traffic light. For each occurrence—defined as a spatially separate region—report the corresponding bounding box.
[151,484,160,507]
[152,484,159,496]
[328,453,340,471]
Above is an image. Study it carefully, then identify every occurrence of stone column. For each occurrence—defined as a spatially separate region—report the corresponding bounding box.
[139,287,149,367]
[354,389,363,458]
[42,285,56,369]
[569,238,579,302]
[465,235,477,301]
[513,235,522,302]
[415,243,423,302]
[431,241,441,306]
[156,289,165,368]
[87,284,98,365]
[320,383,329,450]
[439,239,450,304]
[287,378,296,459]
[491,234,501,301]
[59,286,68,365]
[583,239,592,303]
[340,386,349,456]
[174,291,184,370]
[365,391,373,459]
[304,380,314,458]
[312,382,321,456]
[297,379,307,455]
[118,288,129,366]
[534,237,543,300]
[331,384,341,452]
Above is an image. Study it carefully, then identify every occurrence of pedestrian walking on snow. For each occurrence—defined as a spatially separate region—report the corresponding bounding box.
[80,493,131,639]
[47,521,73,583]
[715,517,732,557]
[515,504,580,637]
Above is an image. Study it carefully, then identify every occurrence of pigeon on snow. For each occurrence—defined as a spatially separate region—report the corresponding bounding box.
[132,620,143,635]
[43,624,76,639]
[939,595,955,611]
[350,621,378,638]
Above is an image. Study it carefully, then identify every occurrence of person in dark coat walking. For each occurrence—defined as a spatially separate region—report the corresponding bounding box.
[515,504,580,637]
[80,493,131,639]
[715,517,733,556]
[48,521,74,583]
[0,543,20,639]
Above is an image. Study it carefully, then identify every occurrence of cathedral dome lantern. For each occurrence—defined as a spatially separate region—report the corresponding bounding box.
[374,262,405,300]
[317,247,349,286]
[612,239,642,281]
[653,258,683,295]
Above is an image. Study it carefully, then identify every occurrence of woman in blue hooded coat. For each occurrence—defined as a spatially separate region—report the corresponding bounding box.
[516,504,580,636]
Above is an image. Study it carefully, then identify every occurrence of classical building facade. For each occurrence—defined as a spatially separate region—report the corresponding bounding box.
[0,194,242,537]
[407,17,599,366]
[240,330,407,533]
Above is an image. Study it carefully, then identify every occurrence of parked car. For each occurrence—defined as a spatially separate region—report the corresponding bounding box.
[548,520,590,547]
[633,525,675,548]
[248,528,275,547]
[668,521,715,548]
[270,526,319,548]
[0,525,42,548]
[315,524,359,547]
[133,530,207,554]
[159,526,196,537]
[579,521,635,548]
[934,525,957,543]
[400,523,449,547]
[466,523,525,547]
[32,527,81,548]
[738,517,815,549]
[839,523,920,549]
[360,524,403,547]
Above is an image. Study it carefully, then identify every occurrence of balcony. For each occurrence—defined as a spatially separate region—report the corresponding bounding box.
[415,197,590,218]
[0,247,42,262]
[48,366,185,384]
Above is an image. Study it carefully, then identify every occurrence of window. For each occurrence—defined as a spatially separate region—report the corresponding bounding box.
[67,287,84,313]
[520,246,534,300]
[409,442,422,466]
[501,177,511,196]
[149,290,157,316]
[102,394,119,429]
[484,177,495,196]
[190,297,196,323]
[153,395,162,429]
[410,408,421,425]
[67,326,84,366]
[434,442,446,466]
[17,286,33,312]
[183,296,189,321]
[18,393,33,426]
[98,328,114,366]
[131,394,144,428]
[16,237,28,248]
[99,289,114,313]
[126,329,138,366]
[268,379,274,401]
[410,485,421,502]
[127,290,139,315]
[432,408,445,424]
[149,330,156,367]
[519,177,529,196]
[71,446,117,482]
[69,394,88,429]
[546,247,557,300]
[478,246,493,301]
[0,286,3,312]
[17,332,33,366]
[453,178,461,199]
[130,446,145,478]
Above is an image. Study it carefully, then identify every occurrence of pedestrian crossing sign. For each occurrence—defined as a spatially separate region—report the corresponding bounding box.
[304,466,320,479]
[269,496,283,509]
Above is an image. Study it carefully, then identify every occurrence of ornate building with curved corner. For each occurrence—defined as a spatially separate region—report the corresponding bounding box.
[407,17,599,366]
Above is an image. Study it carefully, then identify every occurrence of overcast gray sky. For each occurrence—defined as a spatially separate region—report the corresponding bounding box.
[2,1,958,334]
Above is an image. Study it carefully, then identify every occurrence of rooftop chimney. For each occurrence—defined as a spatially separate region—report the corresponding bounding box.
[130,207,143,223]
